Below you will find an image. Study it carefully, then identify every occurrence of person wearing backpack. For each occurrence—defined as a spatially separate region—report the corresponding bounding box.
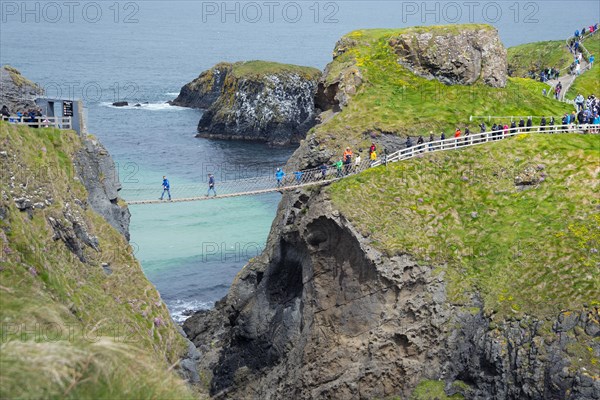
[276,168,285,187]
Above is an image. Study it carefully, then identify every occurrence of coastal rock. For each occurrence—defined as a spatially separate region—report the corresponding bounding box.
[171,63,232,109]
[74,136,131,240]
[112,101,128,107]
[173,61,322,146]
[0,65,44,113]
[388,25,508,87]
[315,38,363,112]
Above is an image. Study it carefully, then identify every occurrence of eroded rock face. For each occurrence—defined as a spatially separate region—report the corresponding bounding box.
[172,62,321,146]
[184,187,600,400]
[388,26,508,88]
[184,190,452,399]
[74,136,131,240]
[171,63,232,109]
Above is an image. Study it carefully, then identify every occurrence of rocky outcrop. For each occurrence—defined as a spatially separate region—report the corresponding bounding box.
[184,187,599,400]
[315,38,363,113]
[171,63,231,109]
[173,61,322,146]
[184,189,453,399]
[388,25,507,88]
[74,136,131,240]
[0,65,43,113]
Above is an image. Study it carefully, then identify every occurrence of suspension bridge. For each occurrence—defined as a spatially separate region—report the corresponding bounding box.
[121,125,597,205]
[122,30,599,205]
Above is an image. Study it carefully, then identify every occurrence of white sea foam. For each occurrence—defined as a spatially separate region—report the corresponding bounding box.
[166,92,180,96]
[169,299,213,324]
[100,101,187,111]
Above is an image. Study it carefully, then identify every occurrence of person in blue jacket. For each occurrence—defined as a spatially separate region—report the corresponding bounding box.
[206,174,217,197]
[276,168,285,187]
[160,176,171,201]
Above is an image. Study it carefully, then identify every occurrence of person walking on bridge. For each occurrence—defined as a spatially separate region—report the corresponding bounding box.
[160,176,171,201]
[206,174,217,197]
[343,147,353,174]
[276,168,285,187]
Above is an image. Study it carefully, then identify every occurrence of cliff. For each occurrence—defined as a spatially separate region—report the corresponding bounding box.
[172,61,322,146]
[0,121,199,398]
[184,133,599,400]
[295,25,572,171]
[0,65,44,113]
[183,25,598,400]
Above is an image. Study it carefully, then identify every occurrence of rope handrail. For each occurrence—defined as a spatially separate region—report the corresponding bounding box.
[122,124,598,205]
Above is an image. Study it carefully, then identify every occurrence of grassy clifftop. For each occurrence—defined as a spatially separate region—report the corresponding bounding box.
[0,123,194,399]
[310,26,573,156]
[567,33,600,98]
[329,133,599,324]
[230,60,321,80]
[507,40,572,77]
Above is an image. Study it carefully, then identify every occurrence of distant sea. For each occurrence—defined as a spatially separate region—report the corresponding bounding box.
[2,0,597,322]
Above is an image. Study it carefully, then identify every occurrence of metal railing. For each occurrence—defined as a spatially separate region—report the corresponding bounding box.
[1,115,72,130]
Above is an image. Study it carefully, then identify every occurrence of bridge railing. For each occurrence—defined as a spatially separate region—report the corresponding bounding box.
[371,124,597,168]
[1,115,72,130]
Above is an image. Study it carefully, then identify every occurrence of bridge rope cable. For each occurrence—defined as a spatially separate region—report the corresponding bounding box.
[122,124,598,205]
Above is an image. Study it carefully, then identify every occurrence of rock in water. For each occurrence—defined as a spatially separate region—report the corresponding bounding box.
[112,101,128,107]
[388,25,508,88]
[172,61,322,146]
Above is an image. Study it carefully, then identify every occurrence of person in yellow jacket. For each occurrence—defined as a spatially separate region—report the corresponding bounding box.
[370,150,377,166]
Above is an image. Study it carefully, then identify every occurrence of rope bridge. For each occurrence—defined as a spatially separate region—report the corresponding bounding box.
[122,124,597,205]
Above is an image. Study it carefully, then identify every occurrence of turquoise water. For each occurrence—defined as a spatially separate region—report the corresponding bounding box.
[2,1,597,322]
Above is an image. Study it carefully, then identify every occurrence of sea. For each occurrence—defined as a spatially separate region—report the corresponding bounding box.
[2,0,597,323]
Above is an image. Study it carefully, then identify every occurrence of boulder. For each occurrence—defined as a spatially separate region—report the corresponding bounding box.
[112,101,128,107]
[388,25,508,88]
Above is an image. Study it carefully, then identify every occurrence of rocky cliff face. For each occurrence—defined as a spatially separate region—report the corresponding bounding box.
[0,65,44,112]
[184,186,599,400]
[74,136,131,240]
[388,26,507,88]
[171,63,231,109]
[173,61,321,146]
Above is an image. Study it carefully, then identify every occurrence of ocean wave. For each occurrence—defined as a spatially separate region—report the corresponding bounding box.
[168,298,213,324]
[166,92,180,96]
[99,101,187,111]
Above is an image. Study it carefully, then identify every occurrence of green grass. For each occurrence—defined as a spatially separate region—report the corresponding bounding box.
[329,134,600,327]
[567,33,600,99]
[231,60,321,80]
[0,122,197,399]
[309,27,573,158]
[409,380,464,400]
[3,64,41,89]
[507,40,572,77]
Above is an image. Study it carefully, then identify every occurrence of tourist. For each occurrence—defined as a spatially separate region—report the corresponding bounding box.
[369,142,376,156]
[320,163,328,179]
[343,147,353,174]
[526,116,532,132]
[206,174,217,197]
[575,63,581,75]
[590,54,595,67]
[549,116,555,133]
[294,171,303,184]
[416,135,424,152]
[0,105,9,118]
[160,176,171,201]
[428,132,435,150]
[354,151,362,171]
[518,118,525,132]
[405,136,413,153]
[540,116,546,131]
[576,94,585,111]
[276,168,285,187]
[511,120,518,134]
[370,149,377,166]
[335,159,344,177]
[503,123,509,136]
